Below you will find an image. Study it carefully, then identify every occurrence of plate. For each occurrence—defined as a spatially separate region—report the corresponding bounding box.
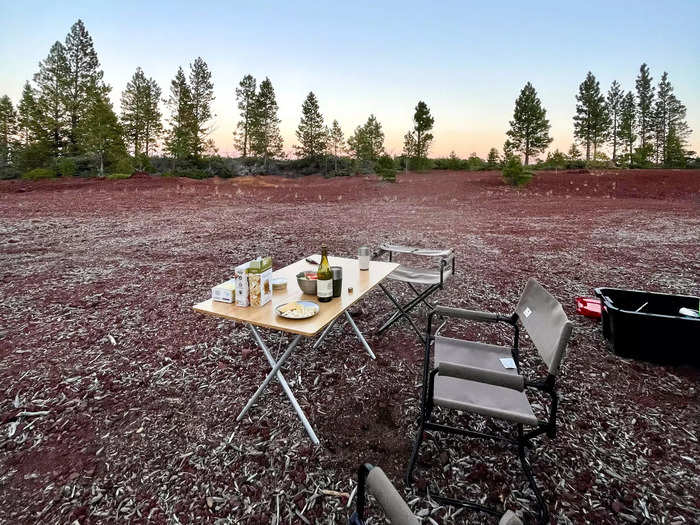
[275,300,320,319]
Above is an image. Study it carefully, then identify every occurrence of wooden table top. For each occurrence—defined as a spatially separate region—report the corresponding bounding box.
[193,255,399,337]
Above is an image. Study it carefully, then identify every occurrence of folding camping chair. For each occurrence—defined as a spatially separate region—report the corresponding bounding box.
[349,463,522,525]
[373,244,455,344]
[405,278,573,524]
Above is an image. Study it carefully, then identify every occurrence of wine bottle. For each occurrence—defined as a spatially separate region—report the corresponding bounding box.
[317,245,333,303]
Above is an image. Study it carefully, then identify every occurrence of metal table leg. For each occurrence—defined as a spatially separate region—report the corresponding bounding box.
[237,324,319,445]
[345,311,375,359]
[312,311,376,360]
[312,315,340,349]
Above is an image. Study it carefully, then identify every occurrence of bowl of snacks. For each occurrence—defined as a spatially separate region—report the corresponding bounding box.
[296,271,317,295]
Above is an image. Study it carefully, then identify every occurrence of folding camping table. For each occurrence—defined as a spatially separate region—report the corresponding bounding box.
[193,255,399,445]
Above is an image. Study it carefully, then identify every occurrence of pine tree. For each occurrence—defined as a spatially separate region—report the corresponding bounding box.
[486,147,499,169]
[34,41,70,157]
[0,95,16,171]
[17,82,39,146]
[348,114,384,161]
[64,20,103,155]
[327,119,345,171]
[652,72,691,166]
[651,72,670,164]
[635,63,654,150]
[617,91,636,165]
[233,74,256,157]
[120,67,162,161]
[295,91,326,158]
[78,83,125,176]
[249,77,283,167]
[567,143,582,160]
[142,77,162,159]
[664,125,686,168]
[606,80,623,163]
[573,72,610,160]
[506,82,552,165]
[165,67,194,162]
[403,101,434,163]
[188,57,214,159]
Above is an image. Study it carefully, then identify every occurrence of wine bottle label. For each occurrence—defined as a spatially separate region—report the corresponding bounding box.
[317,279,333,298]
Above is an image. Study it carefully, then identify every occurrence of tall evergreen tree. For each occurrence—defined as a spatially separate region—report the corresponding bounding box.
[120,67,162,160]
[635,63,654,150]
[402,101,434,162]
[348,114,384,161]
[142,77,162,159]
[617,91,637,165]
[164,67,194,161]
[64,19,103,155]
[327,119,345,171]
[486,147,500,169]
[78,83,125,176]
[606,80,623,163]
[295,91,326,158]
[233,74,256,157]
[573,72,610,160]
[188,57,214,159]
[34,41,70,157]
[17,82,39,146]
[0,96,16,171]
[652,72,691,166]
[506,82,552,165]
[249,77,283,167]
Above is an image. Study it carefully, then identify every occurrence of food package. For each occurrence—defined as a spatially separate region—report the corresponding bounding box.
[212,279,236,303]
[234,261,251,307]
[248,256,272,307]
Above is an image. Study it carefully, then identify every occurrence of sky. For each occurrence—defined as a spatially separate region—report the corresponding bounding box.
[1,0,699,159]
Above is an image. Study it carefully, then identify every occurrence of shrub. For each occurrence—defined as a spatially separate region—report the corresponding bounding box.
[22,168,55,181]
[106,173,132,180]
[57,157,77,177]
[113,157,134,175]
[502,156,533,186]
[375,154,397,182]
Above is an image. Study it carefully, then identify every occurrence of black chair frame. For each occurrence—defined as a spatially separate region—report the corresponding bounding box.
[405,309,559,524]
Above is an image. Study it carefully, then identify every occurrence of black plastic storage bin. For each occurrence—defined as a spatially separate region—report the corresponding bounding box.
[595,287,699,366]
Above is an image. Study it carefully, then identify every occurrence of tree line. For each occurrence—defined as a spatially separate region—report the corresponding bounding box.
[0,19,695,181]
[501,64,693,169]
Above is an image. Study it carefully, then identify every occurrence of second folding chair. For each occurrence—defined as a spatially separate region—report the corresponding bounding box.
[373,244,455,343]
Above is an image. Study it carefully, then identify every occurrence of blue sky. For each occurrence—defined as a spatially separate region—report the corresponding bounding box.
[1,0,698,157]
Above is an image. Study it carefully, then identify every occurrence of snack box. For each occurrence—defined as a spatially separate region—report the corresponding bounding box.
[234,261,251,307]
[248,256,272,308]
[212,279,236,303]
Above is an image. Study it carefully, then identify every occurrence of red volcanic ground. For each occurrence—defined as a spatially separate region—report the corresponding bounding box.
[1,170,698,523]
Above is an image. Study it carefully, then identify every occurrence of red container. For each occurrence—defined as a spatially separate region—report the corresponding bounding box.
[575,297,602,319]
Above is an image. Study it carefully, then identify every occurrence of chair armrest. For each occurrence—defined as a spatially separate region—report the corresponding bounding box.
[434,306,512,324]
[438,361,525,391]
[366,467,420,525]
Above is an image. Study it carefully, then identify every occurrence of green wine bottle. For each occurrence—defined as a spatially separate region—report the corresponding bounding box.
[317,245,333,303]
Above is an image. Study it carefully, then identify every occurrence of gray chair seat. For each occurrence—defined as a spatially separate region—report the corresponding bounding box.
[433,376,538,426]
[381,244,454,258]
[435,336,514,373]
[387,265,454,285]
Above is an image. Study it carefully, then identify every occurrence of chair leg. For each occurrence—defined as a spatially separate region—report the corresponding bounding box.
[376,283,426,343]
[517,424,549,524]
[405,420,424,485]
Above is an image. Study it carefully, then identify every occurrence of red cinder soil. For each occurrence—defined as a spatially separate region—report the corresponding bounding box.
[0,170,698,524]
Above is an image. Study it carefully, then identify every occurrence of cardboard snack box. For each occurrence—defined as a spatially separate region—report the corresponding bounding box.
[212,279,236,303]
[248,256,272,308]
[234,261,251,307]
